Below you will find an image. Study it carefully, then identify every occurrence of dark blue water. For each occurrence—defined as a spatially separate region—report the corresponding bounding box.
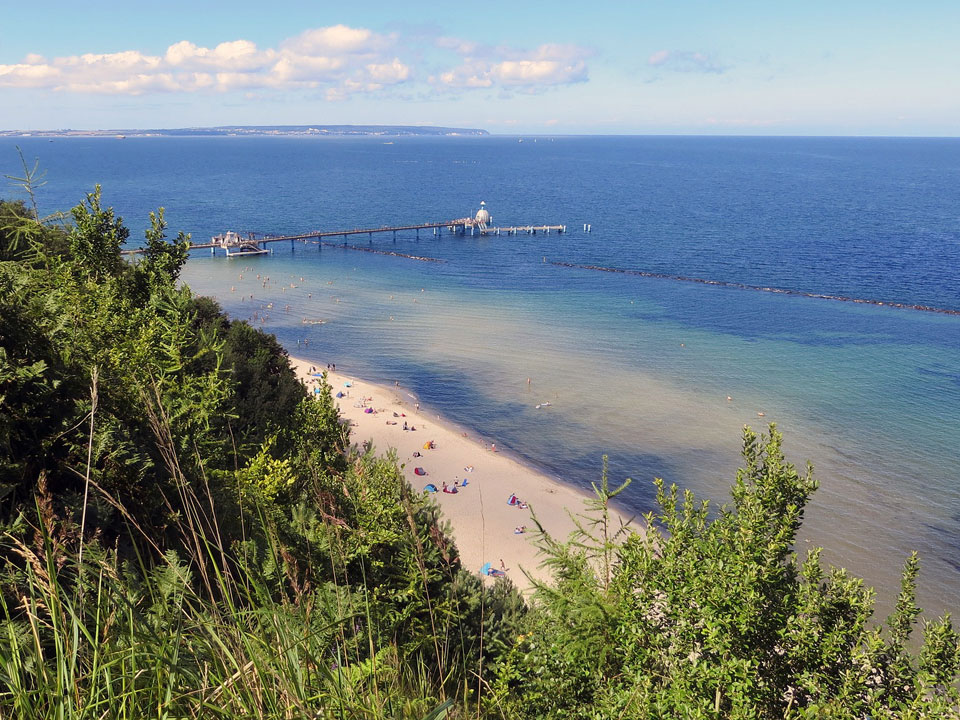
[4,135,959,614]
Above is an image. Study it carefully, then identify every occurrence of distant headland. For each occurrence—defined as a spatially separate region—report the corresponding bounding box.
[0,124,489,138]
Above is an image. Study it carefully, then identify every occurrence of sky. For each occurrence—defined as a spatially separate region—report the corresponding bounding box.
[1,0,958,135]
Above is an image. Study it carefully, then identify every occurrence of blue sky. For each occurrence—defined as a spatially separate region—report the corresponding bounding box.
[1,0,958,134]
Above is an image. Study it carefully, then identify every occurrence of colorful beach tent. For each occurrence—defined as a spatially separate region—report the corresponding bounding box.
[423,483,438,493]
[480,562,492,576]
[364,407,374,414]
[423,441,435,450]
[335,391,344,398]
[414,467,427,476]
[507,494,519,506]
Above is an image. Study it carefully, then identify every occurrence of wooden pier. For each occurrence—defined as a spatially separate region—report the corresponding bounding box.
[120,205,569,257]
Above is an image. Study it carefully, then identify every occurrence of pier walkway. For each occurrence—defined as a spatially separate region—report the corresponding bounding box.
[121,216,567,256]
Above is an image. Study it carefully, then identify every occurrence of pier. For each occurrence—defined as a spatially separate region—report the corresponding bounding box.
[120,202,568,257]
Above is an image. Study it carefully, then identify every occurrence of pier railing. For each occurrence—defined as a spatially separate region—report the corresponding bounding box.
[121,217,567,255]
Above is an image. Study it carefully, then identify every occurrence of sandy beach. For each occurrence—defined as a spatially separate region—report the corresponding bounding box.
[290,357,633,591]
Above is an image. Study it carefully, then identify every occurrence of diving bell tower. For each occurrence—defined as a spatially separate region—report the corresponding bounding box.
[474,201,491,230]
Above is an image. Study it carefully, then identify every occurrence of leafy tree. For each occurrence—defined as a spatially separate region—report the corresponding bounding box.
[135,207,190,295]
[492,426,960,719]
[67,186,128,280]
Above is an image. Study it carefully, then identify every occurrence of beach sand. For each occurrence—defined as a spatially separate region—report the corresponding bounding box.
[290,357,634,591]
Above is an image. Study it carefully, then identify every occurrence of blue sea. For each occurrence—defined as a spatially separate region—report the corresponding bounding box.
[4,135,959,616]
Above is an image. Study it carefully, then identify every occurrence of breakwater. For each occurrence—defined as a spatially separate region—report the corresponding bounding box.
[550,261,960,316]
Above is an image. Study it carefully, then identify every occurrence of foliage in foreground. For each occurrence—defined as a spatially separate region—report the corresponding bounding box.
[491,429,960,719]
[0,191,522,717]
[1,182,958,718]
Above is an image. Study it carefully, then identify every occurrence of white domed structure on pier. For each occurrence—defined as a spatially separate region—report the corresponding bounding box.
[474,201,491,228]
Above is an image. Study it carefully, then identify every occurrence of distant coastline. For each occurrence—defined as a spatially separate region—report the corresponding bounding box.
[0,124,489,138]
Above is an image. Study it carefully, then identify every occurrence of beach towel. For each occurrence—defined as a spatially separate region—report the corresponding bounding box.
[480,562,505,577]
[414,467,427,476]
[442,485,458,494]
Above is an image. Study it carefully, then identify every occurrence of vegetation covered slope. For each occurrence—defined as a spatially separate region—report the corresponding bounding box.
[0,189,957,719]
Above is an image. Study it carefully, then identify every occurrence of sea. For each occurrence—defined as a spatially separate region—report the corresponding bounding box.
[3,134,959,617]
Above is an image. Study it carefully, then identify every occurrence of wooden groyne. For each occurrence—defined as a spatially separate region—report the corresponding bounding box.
[549,261,960,317]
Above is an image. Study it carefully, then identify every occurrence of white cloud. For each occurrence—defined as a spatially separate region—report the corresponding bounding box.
[0,25,409,98]
[647,50,726,74]
[0,62,61,88]
[282,24,390,55]
[165,40,273,72]
[0,26,591,99]
[271,55,346,83]
[432,40,591,91]
[366,58,410,84]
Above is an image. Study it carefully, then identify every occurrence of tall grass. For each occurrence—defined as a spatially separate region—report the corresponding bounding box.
[0,510,460,719]
[0,367,509,718]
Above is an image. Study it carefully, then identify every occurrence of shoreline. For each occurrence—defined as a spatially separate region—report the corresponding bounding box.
[289,356,635,591]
